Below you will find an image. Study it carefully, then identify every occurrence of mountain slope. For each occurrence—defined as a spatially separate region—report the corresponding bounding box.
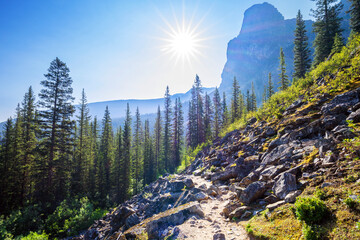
[78,34,360,240]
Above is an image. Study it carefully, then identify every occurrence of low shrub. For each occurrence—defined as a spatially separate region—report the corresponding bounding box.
[294,197,328,225]
[302,224,324,240]
[344,196,358,209]
[314,188,327,200]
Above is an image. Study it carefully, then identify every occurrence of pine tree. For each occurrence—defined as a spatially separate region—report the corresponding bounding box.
[20,87,37,204]
[89,117,99,199]
[153,106,162,176]
[262,83,268,104]
[120,103,132,202]
[250,82,257,112]
[172,98,183,171]
[268,73,275,99]
[163,86,172,172]
[72,89,91,196]
[331,33,345,54]
[311,0,343,66]
[279,48,289,91]
[204,93,213,142]
[293,10,311,80]
[246,90,251,112]
[37,57,75,208]
[239,91,246,118]
[5,106,25,210]
[231,77,240,123]
[222,92,229,128]
[98,106,113,203]
[143,120,154,185]
[0,118,14,213]
[187,97,197,148]
[112,127,123,203]
[349,0,360,33]
[133,107,143,195]
[213,88,222,138]
[194,75,205,145]
[187,75,204,147]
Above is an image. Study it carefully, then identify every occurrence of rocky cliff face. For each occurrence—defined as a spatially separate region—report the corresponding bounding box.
[220,2,314,97]
[219,1,351,102]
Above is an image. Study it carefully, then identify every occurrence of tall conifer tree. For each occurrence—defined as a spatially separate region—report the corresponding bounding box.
[231,77,240,122]
[120,103,132,202]
[349,0,360,33]
[293,10,311,80]
[37,57,75,208]
[154,106,162,176]
[268,73,275,99]
[311,0,343,66]
[163,86,172,172]
[204,93,213,142]
[172,98,183,171]
[213,88,222,138]
[133,107,143,195]
[98,106,113,203]
[279,48,289,91]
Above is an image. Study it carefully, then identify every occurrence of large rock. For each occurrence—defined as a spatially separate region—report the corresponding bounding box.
[284,190,302,203]
[110,206,135,231]
[272,173,297,199]
[211,169,237,182]
[124,213,141,230]
[184,178,195,188]
[170,181,186,192]
[222,201,242,218]
[321,87,360,115]
[213,233,226,240]
[229,206,252,219]
[259,165,285,181]
[146,203,204,239]
[347,108,360,123]
[266,200,286,211]
[239,181,267,204]
[261,144,293,165]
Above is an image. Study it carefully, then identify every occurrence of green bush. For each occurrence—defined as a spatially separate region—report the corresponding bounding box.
[0,217,13,240]
[1,204,43,237]
[294,197,328,225]
[314,188,326,200]
[20,231,49,240]
[302,224,324,240]
[45,197,106,238]
[344,196,358,209]
[245,223,254,234]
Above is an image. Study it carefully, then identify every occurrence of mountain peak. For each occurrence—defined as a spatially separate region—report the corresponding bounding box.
[240,2,284,35]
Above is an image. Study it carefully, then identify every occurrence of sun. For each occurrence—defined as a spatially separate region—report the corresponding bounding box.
[160,17,206,65]
[165,28,199,59]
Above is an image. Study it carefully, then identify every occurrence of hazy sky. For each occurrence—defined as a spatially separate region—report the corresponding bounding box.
[0,0,315,122]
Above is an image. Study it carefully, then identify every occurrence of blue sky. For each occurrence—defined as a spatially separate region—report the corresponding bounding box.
[0,0,315,122]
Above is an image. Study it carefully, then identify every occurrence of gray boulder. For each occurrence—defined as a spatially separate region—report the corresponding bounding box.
[347,108,360,123]
[228,206,252,219]
[146,203,204,239]
[261,144,293,165]
[213,233,226,240]
[239,181,267,204]
[272,173,297,199]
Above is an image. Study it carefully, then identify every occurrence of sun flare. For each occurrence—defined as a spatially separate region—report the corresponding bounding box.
[167,29,198,58]
[160,17,206,64]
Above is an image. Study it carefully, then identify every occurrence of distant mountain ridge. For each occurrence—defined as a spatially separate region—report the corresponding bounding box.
[87,87,213,119]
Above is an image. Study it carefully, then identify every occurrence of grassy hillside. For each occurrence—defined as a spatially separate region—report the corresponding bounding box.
[235,34,360,239]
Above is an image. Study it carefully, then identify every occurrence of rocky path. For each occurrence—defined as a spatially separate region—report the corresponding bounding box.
[175,175,249,240]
